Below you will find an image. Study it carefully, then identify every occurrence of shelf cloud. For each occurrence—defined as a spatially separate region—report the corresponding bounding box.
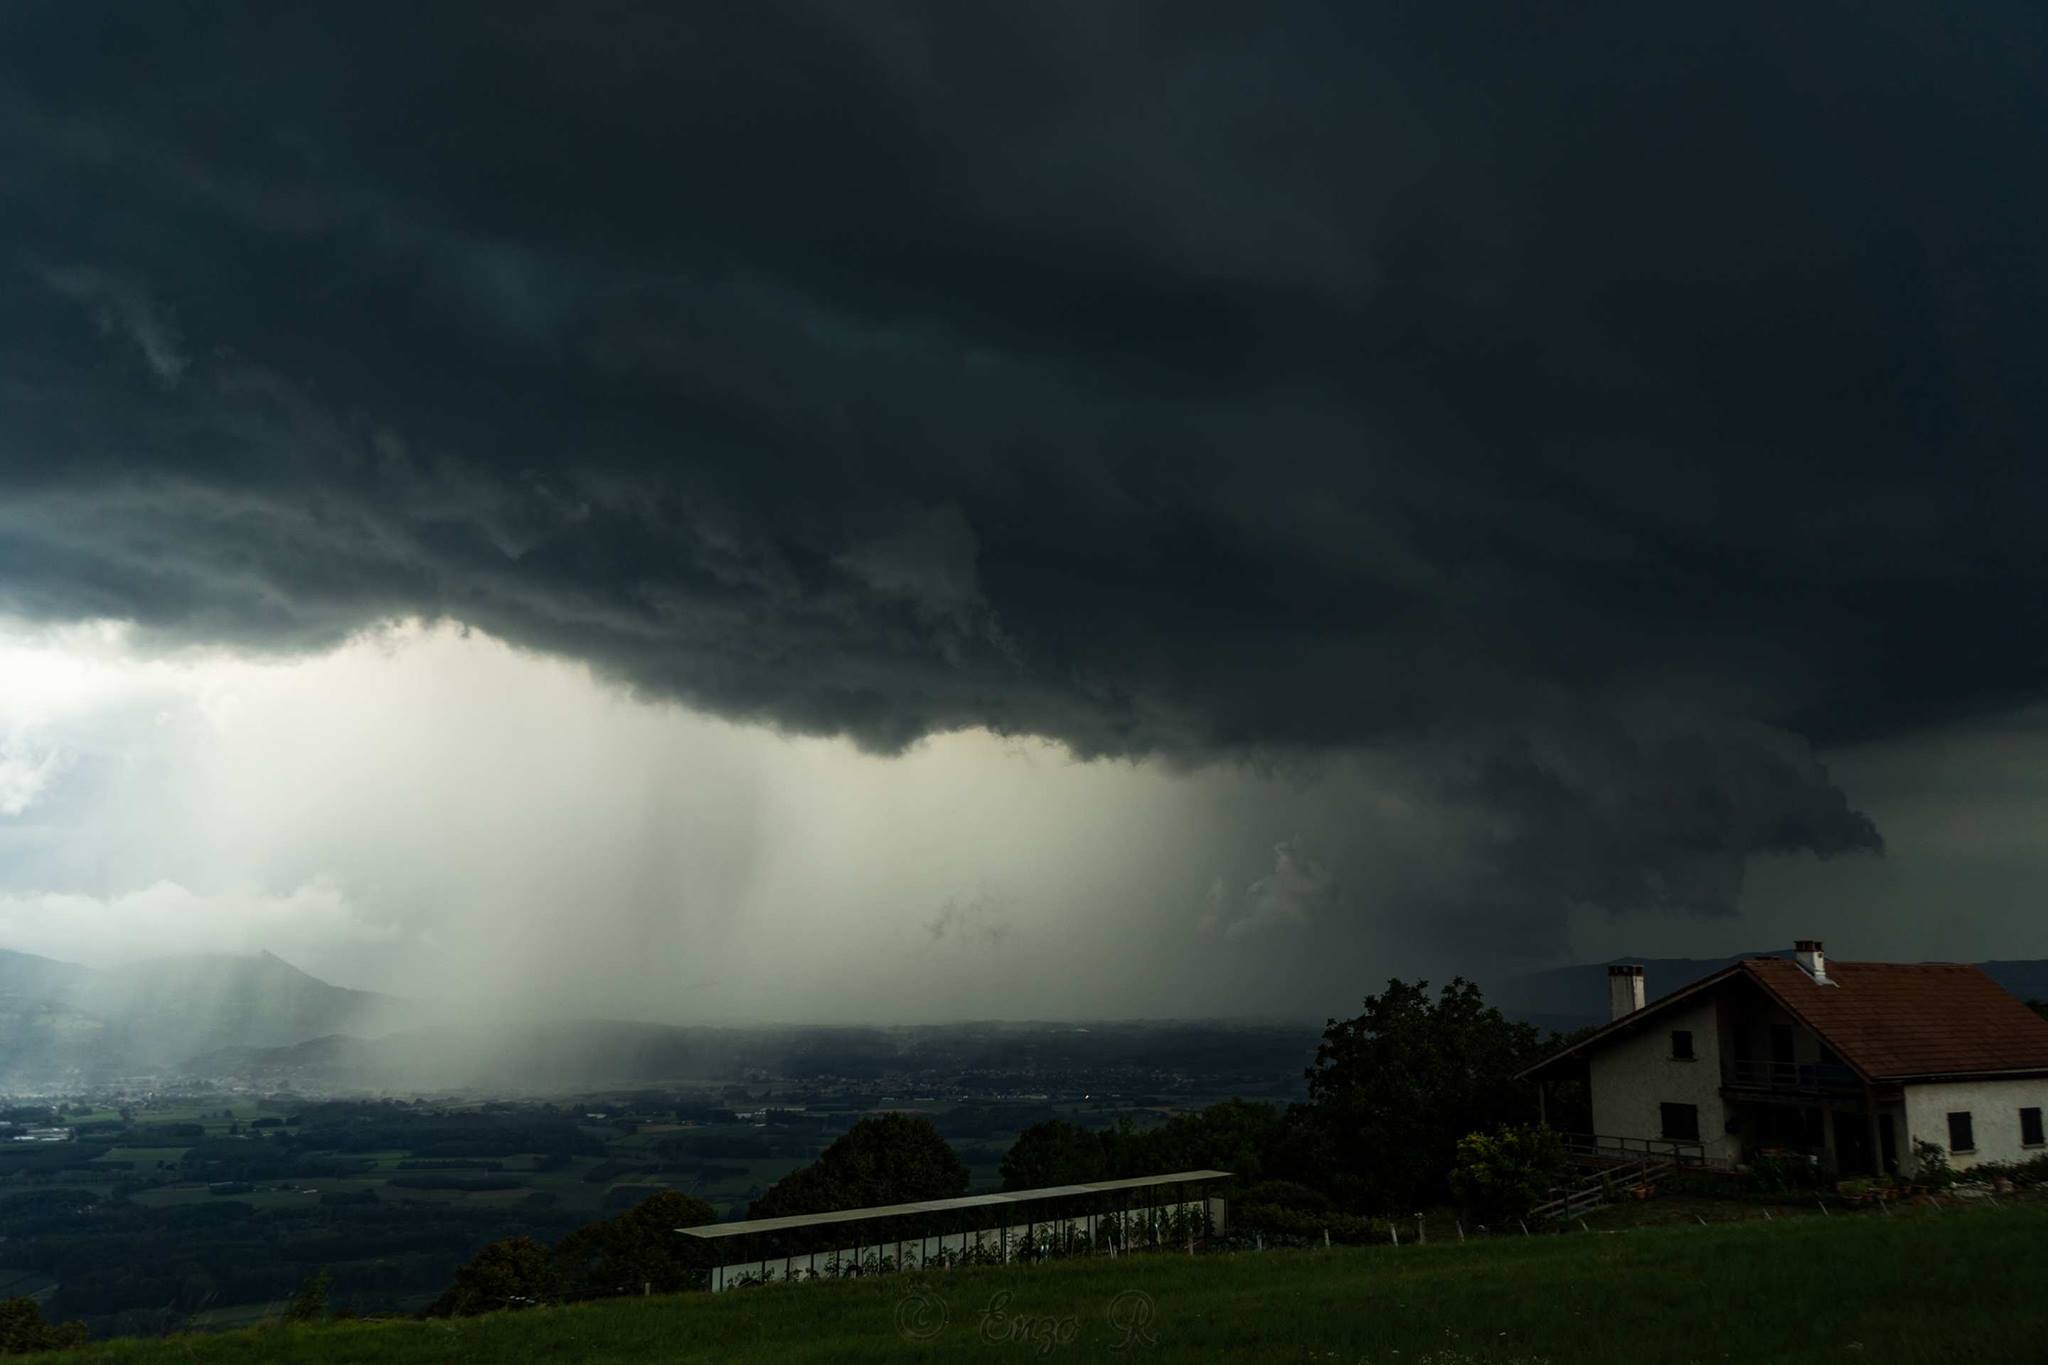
[3,4,2045,981]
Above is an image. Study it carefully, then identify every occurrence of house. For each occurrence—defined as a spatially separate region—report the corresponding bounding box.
[1520,941,2048,1177]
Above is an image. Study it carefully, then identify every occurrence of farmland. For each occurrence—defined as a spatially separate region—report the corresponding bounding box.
[0,1075,1267,1335]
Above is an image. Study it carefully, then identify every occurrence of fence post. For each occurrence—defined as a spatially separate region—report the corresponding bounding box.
[1414,1214,1425,1245]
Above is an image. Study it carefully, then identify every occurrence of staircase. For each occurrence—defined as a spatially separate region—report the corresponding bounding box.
[1528,1156,1673,1223]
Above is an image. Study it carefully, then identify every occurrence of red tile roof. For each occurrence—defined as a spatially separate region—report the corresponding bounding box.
[1741,958,2048,1081]
[1520,957,2048,1082]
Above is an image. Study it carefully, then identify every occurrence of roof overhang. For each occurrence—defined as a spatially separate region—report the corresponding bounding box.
[1880,1066,2048,1085]
[676,1169,1232,1241]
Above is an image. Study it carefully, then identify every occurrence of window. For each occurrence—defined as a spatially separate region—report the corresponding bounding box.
[1947,1111,1975,1154]
[1660,1102,1700,1142]
[1670,1030,1695,1061]
[2022,1107,2044,1148]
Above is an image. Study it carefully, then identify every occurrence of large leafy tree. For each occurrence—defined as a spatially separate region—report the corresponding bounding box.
[430,1190,717,1314]
[553,1189,718,1301]
[1000,1119,1107,1190]
[748,1114,968,1218]
[426,1236,557,1318]
[1002,1101,1334,1197]
[1304,977,1544,1209]
[1099,1100,1288,1183]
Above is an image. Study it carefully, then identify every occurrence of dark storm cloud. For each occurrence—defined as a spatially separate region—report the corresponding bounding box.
[4,2,2044,932]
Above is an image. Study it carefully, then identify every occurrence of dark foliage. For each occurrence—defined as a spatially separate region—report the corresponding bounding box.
[999,1119,1107,1190]
[1305,978,1546,1209]
[282,1270,329,1323]
[0,1298,87,1355]
[747,1114,968,1219]
[546,1190,717,1305]
[424,1236,556,1318]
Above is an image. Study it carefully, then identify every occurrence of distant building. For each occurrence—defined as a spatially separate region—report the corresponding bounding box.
[1521,941,2048,1176]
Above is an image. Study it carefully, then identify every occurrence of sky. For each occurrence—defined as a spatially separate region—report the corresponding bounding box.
[2,4,2047,1023]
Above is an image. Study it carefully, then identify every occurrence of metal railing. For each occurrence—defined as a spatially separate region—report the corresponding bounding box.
[1721,1058,1860,1094]
[1530,1155,1672,1223]
[1556,1132,1709,1167]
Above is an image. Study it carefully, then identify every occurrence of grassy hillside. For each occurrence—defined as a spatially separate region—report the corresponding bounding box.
[30,1200,2048,1364]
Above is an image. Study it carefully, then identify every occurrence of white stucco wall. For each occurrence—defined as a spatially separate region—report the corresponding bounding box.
[1901,1077,2048,1173]
[1587,997,1739,1163]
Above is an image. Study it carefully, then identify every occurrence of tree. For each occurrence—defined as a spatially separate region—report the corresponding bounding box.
[1305,978,1545,1209]
[1000,1120,1106,1190]
[0,1298,87,1355]
[282,1269,329,1323]
[748,1114,968,1219]
[427,1236,558,1317]
[1448,1125,1566,1223]
[1101,1099,1286,1184]
[552,1190,716,1301]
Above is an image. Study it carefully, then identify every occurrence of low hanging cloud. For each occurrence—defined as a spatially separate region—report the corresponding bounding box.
[0,879,395,970]
[1200,839,1333,941]
[2,3,2041,951]
[0,725,60,816]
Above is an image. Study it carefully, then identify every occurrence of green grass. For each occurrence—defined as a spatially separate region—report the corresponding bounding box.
[92,1147,191,1165]
[28,1200,2048,1364]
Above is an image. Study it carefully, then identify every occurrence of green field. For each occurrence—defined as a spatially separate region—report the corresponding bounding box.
[28,1199,2048,1365]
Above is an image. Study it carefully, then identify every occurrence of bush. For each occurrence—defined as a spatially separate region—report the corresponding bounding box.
[1746,1151,1834,1193]
[1234,1180,1334,1213]
[1957,1153,2048,1188]
[1448,1125,1565,1223]
[283,1270,330,1323]
[1911,1140,1956,1190]
[1232,1201,1380,1243]
[426,1236,557,1318]
[0,1297,87,1355]
[551,1190,718,1301]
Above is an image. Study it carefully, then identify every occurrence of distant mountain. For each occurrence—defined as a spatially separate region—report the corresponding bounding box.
[0,948,426,1084]
[1490,949,2048,1029]
[0,947,91,999]
[1978,960,2048,1003]
[0,948,114,1081]
[79,950,413,1052]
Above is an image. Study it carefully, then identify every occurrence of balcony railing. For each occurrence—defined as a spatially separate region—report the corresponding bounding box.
[1721,1058,1860,1094]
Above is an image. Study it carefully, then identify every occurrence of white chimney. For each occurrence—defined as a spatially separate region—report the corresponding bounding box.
[1607,964,1646,1021]
[1794,939,1828,984]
